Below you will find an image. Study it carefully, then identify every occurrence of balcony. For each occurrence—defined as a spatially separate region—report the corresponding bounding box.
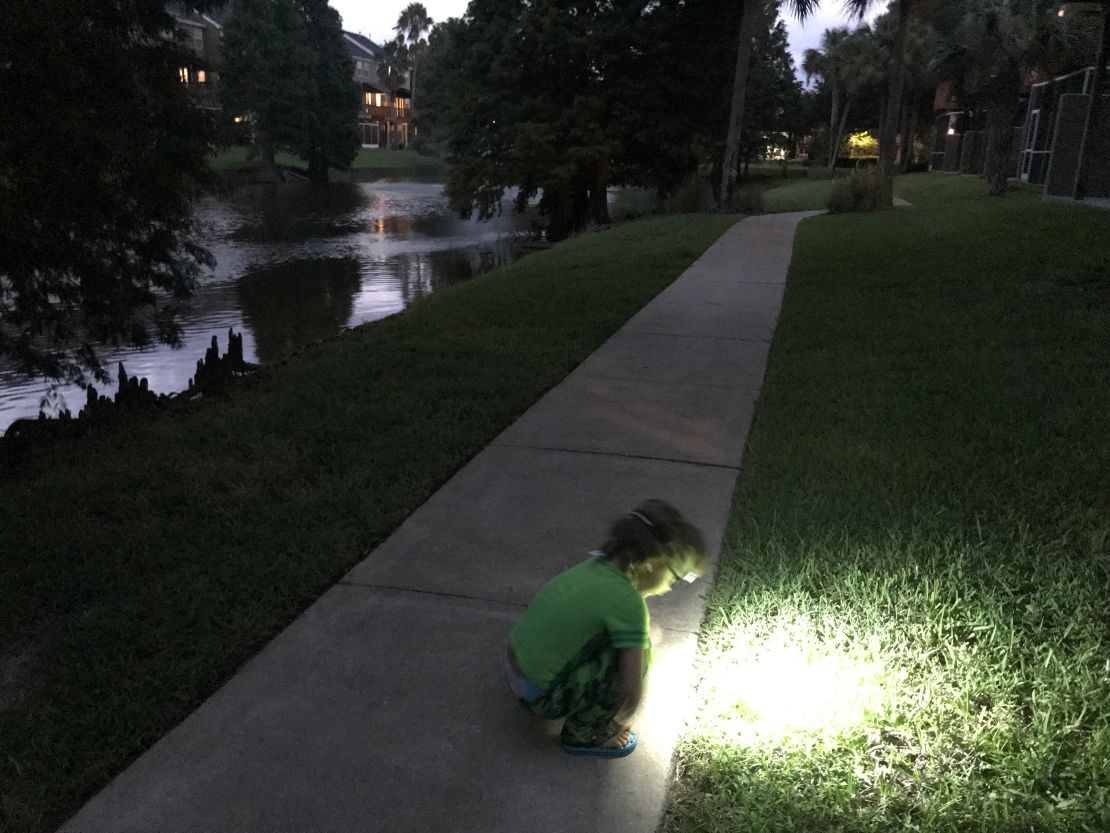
[360,103,411,122]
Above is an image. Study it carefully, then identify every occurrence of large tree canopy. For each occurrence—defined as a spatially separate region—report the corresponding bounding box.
[0,0,215,384]
[741,11,808,166]
[223,0,359,182]
[298,0,361,180]
[420,0,746,240]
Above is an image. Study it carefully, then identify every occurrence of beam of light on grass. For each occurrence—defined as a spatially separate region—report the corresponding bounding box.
[694,609,900,747]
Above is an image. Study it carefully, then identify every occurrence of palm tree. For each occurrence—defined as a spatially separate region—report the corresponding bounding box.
[830,26,885,172]
[723,0,953,205]
[394,2,433,110]
[721,0,873,206]
[378,35,408,95]
[803,27,852,170]
[803,27,852,171]
[933,0,1071,194]
[892,16,940,170]
[378,36,409,148]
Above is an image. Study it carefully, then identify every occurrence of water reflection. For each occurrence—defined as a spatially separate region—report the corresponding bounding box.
[0,181,537,433]
[367,214,413,237]
[231,182,367,242]
[237,258,361,364]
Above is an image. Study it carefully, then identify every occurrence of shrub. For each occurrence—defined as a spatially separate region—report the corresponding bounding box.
[609,187,659,221]
[727,183,764,214]
[661,174,716,213]
[827,168,892,214]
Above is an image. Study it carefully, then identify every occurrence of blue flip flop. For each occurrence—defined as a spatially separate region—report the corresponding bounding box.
[561,730,637,758]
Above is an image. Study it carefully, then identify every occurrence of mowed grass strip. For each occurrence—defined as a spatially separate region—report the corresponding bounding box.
[666,176,1109,833]
[0,213,737,833]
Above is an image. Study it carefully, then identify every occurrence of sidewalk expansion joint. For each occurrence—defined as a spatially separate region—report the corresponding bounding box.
[611,330,772,343]
[658,623,702,636]
[628,330,773,343]
[488,442,742,472]
[652,298,779,308]
[577,372,762,392]
[337,579,529,611]
[676,279,785,285]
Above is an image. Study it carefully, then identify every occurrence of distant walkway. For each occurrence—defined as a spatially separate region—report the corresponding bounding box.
[1046,194,1110,211]
[61,211,822,833]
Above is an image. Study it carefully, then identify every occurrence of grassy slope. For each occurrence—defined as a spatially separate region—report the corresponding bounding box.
[0,214,737,832]
[666,176,1109,832]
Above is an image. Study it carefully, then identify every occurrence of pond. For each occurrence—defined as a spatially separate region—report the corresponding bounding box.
[0,181,539,434]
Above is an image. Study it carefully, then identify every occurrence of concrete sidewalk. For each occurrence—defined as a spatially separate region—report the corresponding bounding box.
[61,211,819,833]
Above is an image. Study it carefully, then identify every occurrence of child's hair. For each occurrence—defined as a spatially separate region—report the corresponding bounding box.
[601,499,707,578]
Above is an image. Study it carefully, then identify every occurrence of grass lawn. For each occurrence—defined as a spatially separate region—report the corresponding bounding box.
[207,145,305,170]
[349,148,444,170]
[759,177,838,213]
[0,214,738,833]
[739,162,811,179]
[208,146,445,173]
[665,175,1109,832]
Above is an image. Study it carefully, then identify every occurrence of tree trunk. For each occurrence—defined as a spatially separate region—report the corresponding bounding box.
[545,183,572,242]
[899,94,922,172]
[257,133,282,182]
[895,97,911,170]
[828,82,841,169]
[879,0,911,194]
[1073,4,1110,199]
[828,98,852,174]
[983,65,1022,195]
[719,0,762,206]
[571,183,590,234]
[589,158,610,225]
[307,152,329,183]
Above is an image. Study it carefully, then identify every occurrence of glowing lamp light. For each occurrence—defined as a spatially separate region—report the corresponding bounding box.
[947,127,956,136]
[1058,8,1066,16]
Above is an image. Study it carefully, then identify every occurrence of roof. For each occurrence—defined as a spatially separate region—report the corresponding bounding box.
[343,31,384,61]
[167,2,228,28]
[203,2,233,26]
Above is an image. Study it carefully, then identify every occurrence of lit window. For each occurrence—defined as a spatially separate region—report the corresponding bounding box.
[179,67,189,83]
[375,93,385,107]
[197,70,206,84]
[364,92,372,106]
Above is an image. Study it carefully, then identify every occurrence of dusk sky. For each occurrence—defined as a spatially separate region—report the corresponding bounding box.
[329,0,889,84]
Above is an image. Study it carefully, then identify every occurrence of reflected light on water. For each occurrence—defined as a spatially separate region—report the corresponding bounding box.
[0,182,537,432]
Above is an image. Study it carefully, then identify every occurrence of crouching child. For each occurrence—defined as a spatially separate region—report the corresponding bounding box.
[504,499,707,757]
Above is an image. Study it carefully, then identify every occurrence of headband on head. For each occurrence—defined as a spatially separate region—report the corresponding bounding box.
[628,511,697,583]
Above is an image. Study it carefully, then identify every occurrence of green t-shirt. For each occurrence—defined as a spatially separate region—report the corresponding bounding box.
[509,555,650,690]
